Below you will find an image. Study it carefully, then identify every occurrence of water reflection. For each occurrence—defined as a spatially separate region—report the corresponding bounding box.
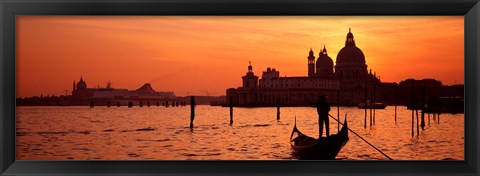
[16,106,463,160]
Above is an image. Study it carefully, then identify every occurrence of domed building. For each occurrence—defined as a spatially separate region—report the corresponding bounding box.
[75,77,87,90]
[334,28,380,104]
[71,76,175,106]
[316,45,334,78]
[335,28,367,80]
[227,28,381,106]
[242,62,259,90]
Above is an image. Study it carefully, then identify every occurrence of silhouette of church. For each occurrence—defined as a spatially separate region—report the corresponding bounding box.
[227,28,381,106]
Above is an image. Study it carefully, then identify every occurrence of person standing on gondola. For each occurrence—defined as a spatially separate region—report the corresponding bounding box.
[316,95,331,139]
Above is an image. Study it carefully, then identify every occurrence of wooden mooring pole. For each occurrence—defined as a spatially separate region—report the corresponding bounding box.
[416,109,419,136]
[436,90,440,123]
[428,113,430,125]
[411,82,414,137]
[420,84,426,130]
[370,87,373,127]
[229,97,233,125]
[438,112,440,123]
[190,96,195,129]
[394,85,398,122]
[276,98,280,121]
[364,79,367,129]
[373,85,376,125]
[411,108,414,137]
[337,90,340,132]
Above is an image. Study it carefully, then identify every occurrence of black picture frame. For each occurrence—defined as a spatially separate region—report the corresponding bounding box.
[1,0,479,175]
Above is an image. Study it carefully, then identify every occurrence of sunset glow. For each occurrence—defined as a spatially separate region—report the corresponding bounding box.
[16,16,464,98]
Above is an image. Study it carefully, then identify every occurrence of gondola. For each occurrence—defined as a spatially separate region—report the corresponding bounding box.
[290,117,349,160]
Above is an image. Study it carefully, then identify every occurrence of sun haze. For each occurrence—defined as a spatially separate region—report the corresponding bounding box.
[16,16,464,98]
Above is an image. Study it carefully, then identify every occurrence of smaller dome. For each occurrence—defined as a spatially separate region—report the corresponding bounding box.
[316,47,334,78]
[316,54,334,68]
[316,46,334,69]
[76,77,87,90]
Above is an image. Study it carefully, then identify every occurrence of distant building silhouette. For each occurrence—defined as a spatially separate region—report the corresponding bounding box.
[71,77,175,106]
[75,77,87,90]
[226,28,464,107]
[316,45,334,79]
[227,28,383,106]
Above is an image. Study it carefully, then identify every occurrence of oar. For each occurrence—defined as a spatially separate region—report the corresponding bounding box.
[328,114,394,160]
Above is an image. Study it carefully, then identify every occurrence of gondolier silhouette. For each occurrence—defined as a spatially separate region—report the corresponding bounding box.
[316,95,330,139]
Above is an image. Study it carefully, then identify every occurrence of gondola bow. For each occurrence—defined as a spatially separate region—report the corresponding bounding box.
[290,117,349,160]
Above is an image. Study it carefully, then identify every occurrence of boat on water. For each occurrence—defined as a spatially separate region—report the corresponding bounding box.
[290,118,349,160]
[358,101,387,109]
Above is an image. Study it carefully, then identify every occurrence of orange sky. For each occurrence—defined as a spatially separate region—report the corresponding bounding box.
[16,16,464,98]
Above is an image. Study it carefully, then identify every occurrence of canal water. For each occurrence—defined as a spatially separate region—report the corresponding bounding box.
[16,105,464,160]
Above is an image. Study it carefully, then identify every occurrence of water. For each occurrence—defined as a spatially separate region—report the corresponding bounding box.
[16,106,464,160]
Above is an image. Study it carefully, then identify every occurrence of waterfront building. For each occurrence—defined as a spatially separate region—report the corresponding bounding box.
[226,29,381,106]
[72,77,175,106]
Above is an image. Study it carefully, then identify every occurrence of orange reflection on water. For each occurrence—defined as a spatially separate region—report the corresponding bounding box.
[16,106,463,160]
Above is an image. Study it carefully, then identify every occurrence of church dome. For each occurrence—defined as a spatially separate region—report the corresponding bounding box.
[315,46,334,78]
[336,28,366,64]
[76,77,87,90]
[336,46,365,63]
[316,46,333,68]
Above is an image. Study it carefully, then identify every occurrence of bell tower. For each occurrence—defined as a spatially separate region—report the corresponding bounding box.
[308,48,315,77]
